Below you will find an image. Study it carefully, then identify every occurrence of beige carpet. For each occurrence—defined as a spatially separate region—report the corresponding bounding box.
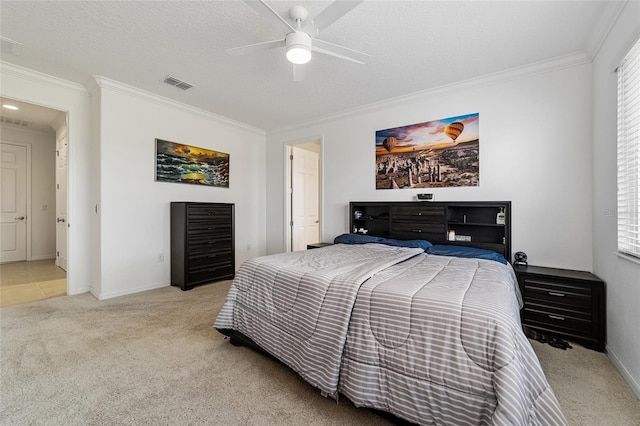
[1,280,638,425]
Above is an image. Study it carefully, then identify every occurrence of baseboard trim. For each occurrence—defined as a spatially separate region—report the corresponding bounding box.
[29,255,56,261]
[607,345,640,399]
[94,281,170,300]
[68,286,90,296]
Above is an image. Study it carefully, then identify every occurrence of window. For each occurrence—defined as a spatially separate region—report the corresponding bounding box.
[617,38,640,259]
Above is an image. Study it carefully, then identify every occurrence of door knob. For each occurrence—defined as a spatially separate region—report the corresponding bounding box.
[57,218,66,223]
[15,216,25,221]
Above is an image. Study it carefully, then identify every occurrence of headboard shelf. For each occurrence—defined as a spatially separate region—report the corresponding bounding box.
[350,201,512,261]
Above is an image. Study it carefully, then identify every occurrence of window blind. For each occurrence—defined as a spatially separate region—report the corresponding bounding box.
[617,38,640,258]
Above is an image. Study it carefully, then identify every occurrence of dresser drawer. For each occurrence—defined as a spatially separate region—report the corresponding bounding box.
[188,242,232,258]
[188,205,232,219]
[188,263,234,284]
[188,250,233,268]
[187,223,232,239]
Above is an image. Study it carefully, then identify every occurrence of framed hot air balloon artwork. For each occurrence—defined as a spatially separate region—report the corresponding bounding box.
[375,113,479,190]
[155,139,230,188]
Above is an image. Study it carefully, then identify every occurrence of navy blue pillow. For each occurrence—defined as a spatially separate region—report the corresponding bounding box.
[379,238,432,250]
[334,233,383,244]
[427,244,508,264]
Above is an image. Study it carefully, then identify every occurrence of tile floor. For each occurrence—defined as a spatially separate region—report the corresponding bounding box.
[0,259,67,308]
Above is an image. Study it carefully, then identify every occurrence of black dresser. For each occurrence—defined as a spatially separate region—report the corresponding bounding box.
[170,202,235,291]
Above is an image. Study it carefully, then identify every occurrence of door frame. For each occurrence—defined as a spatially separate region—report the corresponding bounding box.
[52,113,68,271]
[283,136,324,253]
[0,99,69,297]
[0,141,32,262]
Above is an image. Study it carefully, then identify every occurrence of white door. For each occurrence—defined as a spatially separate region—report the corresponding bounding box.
[55,130,68,271]
[0,143,28,263]
[291,146,319,251]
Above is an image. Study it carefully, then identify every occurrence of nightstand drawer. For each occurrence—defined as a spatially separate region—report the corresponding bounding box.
[522,279,591,310]
[524,304,592,334]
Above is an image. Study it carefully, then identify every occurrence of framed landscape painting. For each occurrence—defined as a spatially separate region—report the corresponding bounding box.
[375,113,479,189]
[155,139,229,188]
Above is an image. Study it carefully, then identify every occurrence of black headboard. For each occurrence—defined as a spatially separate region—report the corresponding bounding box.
[349,201,511,261]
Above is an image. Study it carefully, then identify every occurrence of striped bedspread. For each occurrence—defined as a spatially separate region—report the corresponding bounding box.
[214,244,567,425]
[214,243,424,397]
[340,253,567,425]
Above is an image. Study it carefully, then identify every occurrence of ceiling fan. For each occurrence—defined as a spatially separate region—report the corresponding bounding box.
[227,0,369,81]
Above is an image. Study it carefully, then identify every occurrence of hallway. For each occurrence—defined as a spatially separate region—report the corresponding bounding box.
[0,259,66,307]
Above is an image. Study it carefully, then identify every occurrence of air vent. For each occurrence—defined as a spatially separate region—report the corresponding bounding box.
[163,75,193,91]
[0,115,32,127]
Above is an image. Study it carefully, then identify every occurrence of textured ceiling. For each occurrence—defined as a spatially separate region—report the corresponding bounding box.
[0,1,624,131]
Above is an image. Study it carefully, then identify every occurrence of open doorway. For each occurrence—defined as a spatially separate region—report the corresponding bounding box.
[285,139,322,252]
[0,98,68,306]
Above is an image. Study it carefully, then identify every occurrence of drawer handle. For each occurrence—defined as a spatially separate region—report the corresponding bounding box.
[411,229,423,233]
[548,314,565,321]
[548,291,566,297]
[412,212,423,216]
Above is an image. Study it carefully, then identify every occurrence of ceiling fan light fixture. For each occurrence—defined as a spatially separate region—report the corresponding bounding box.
[287,46,311,64]
[286,32,312,65]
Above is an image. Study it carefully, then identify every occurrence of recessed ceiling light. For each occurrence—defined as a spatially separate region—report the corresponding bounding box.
[2,104,19,111]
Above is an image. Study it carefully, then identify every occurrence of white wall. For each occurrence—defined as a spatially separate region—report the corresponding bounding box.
[0,123,56,260]
[90,77,266,299]
[267,57,594,273]
[592,1,640,398]
[0,62,93,295]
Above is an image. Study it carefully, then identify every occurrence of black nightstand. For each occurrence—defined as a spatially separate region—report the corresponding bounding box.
[306,242,333,250]
[514,265,606,352]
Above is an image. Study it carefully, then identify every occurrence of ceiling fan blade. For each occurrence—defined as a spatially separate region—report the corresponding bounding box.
[312,39,369,64]
[292,64,305,82]
[243,0,296,35]
[303,1,363,37]
[227,39,285,57]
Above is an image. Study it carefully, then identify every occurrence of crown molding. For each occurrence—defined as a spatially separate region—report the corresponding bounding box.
[584,0,628,61]
[84,76,100,97]
[0,61,87,93]
[90,76,265,136]
[268,51,592,136]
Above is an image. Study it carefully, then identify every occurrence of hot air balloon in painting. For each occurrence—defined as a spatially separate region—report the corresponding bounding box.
[375,113,479,190]
[382,137,397,152]
[445,122,464,143]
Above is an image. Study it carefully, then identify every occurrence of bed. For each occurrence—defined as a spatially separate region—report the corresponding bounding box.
[214,226,567,425]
